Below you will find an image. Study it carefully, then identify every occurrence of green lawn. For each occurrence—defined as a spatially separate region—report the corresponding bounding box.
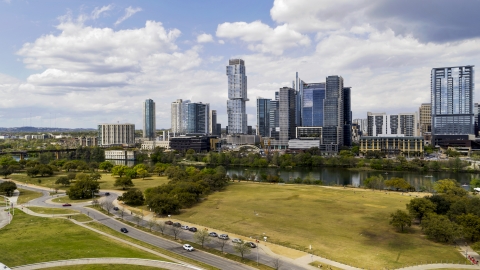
[43,265,167,270]
[27,206,79,215]
[175,182,467,269]
[0,210,169,267]
[51,196,95,204]
[16,188,43,204]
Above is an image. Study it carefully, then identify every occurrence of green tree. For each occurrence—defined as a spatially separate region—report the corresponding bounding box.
[233,242,251,259]
[470,178,480,192]
[111,165,129,177]
[456,213,480,241]
[0,181,16,196]
[434,179,467,197]
[62,161,77,172]
[55,176,70,186]
[390,210,412,232]
[0,167,12,179]
[114,176,134,190]
[99,161,114,172]
[194,229,211,247]
[137,168,149,179]
[117,188,144,206]
[26,167,39,178]
[406,197,436,222]
[67,173,100,199]
[146,193,181,215]
[384,177,411,191]
[421,213,461,243]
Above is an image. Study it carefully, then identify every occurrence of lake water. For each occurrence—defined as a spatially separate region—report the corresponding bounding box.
[225,167,479,189]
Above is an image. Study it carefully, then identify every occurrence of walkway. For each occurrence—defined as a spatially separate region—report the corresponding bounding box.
[11,258,201,270]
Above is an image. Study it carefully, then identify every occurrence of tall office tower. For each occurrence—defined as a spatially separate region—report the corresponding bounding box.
[294,72,303,127]
[367,112,418,136]
[269,98,279,140]
[171,99,183,134]
[353,118,368,136]
[343,87,352,146]
[475,103,480,136]
[431,65,475,144]
[302,83,326,127]
[226,59,248,134]
[256,97,271,137]
[278,87,296,147]
[324,76,344,145]
[143,99,156,140]
[209,110,217,135]
[186,102,210,134]
[98,123,135,146]
[419,103,432,135]
[216,123,222,136]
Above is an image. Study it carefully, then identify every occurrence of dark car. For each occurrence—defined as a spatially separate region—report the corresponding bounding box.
[120,227,128,233]
[172,222,181,227]
[62,203,72,207]
[246,242,257,248]
[113,207,119,211]
[105,192,110,196]
[209,232,218,237]
[165,220,173,225]
[189,227,197,232]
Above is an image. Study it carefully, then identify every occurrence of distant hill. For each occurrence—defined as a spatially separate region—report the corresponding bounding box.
[0,127,96,133]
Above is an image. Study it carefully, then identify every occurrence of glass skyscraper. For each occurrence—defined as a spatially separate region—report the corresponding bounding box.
[278,87,296,147]
[302,83,325,127]
[323,75,344,145]
[256,98,271,137]
[431,65,475,144]
[185,102,210,134]
[143,99,156,139]
[226,59,248,134]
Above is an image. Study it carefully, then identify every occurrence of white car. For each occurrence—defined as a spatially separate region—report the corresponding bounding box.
[181,225,189,230]
[183,244,194,251]
[232,238,243,244]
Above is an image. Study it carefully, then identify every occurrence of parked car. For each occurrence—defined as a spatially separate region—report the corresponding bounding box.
[181,225,189,230]
[218,234,229,240]
[113,207,119,211]
[120,228,128,233]
[209,232,218,237]
[189,227,197,232]
[172,222,181,227]
[183,244,194,251]
[62,203,72,207]
[105,192,110,196]
[246,242,257,248]
[165,220,173,225]
[232,238,243,244]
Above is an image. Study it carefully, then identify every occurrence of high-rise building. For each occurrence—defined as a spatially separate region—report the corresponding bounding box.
[171,99,184,134]
[216,123,222,136]
[98,123,135,146]
[143,99,156,140]
[278,87,296,147]
[269,98,279,140]
[323,76,344,145]
[353,119,368,136]
[256,97,271,137]
[186,102,210,134]
[343,87,352,146]
[226,59,248,134]
[209,110,217,135]
[419,103,432,135]
[475,103,480,136]
[431,65,475,144]
[294,72,303,127]
[367,112,418,137]
[302,83,325,127]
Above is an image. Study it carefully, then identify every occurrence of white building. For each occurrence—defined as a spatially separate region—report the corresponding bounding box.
[105,150,137,160]
[98,123,135,147]
[141,140,170,150]
[367,112,418,137]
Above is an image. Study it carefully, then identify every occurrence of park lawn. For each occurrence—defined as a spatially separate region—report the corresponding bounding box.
[175,182,466,269]
[51,196,95,204]
[16,188,43,204]
[0,210,167,267]
[10,173,64,190]
[43,265,166,270]
[27,206,79,215]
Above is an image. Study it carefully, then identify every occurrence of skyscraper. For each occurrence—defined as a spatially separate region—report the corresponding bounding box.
[324,76,344,145]
[278,87,296,147]
[171,99,184,134]
[226,59,248,134]
[343,87,352,146]
[419,103,432,135]
[143,99,156,140]
[367,112,418,137]
[431,65,475,144]
[209,110,217,136]
[269,97,279,140]
[185,102,210,134]
[256,97,271,137]
[302,83,326,127]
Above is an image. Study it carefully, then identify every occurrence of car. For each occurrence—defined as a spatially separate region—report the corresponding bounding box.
[62,203,72,207]
[218,234,229,240]
[165,220,173,225]
[120,228,128,233]
[183,244,194,251]
[189,227,197,232]
[105,192,110,196]
[113,206,119,211]
[232,238,243,244]
[181,225,189,230]
[246,242,257,248]
[209,232,218,237]
[172,222,181,227]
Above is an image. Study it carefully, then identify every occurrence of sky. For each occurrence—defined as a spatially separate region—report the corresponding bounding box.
[1,0,480,129]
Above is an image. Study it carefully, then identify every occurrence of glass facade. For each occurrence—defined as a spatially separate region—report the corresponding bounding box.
[256,98,271,137]
[302,83,325,127]
[143,99,156,139]
[279,87,296,146]
[431,66,475,140]
[226,59,248,134]
[185,102,209,134]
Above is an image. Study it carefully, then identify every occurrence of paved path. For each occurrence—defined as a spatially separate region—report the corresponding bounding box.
[11,258,201,270]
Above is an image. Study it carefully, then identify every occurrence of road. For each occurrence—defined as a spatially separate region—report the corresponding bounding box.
[13,184,304,270]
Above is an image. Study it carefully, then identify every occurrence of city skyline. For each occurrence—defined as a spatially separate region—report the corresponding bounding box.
[1,1,480,128]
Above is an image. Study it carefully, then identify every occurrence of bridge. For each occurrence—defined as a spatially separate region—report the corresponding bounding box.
[0,149,78,160]
[231,144,262,153]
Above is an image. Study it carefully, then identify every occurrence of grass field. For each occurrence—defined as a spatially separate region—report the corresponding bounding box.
[10,173,169,192]
[16,188,43,204]
[51,196,95,204]
[175,182,467,269]
[43,265,166,270]
[27,206,79,215]
[0,210,169,267]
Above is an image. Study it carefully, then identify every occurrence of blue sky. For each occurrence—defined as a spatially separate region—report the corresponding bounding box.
[1,0,480,129]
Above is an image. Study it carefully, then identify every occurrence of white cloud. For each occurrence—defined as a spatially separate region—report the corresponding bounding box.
[216,20,310,55]
[115,6,142,26]
[91,5,113,19]
[197,33,214,43]
[218,40,225,44]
